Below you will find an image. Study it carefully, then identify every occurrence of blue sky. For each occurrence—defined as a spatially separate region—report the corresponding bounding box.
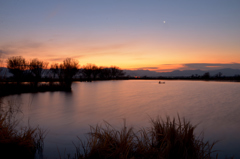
[1,0,240,71]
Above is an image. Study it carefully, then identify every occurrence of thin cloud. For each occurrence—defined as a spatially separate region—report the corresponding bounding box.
[131,63,240,73]
[182,63,240,70]
[74,42,137,58]
[1,39,137,60]
[0,48,21,57]
[47,55,85,63]
[81,42,137,54]
[45,3,64,21]
[0,41,45,57]
[135,67,159,70]
[0,49,10,55]
[3,40,43,49]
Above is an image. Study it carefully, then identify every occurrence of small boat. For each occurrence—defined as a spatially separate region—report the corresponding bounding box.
[159,81,165,84]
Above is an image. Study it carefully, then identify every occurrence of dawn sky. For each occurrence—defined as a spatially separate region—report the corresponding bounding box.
[1,0,240,72]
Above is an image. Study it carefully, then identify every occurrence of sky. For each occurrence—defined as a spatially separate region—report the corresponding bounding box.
[0,0,240,72]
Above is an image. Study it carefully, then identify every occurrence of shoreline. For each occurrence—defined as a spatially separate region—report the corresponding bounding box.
[1,78,239,97]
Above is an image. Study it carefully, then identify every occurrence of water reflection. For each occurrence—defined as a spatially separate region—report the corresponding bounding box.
[4,80,240,158]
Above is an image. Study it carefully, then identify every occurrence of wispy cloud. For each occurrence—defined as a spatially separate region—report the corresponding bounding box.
[0,40,45,57]
[0,49,10,55]
[137,67,159,70]
[0,39,137,66]
[181,63,240,70]
[48,55,85,63]
[79,42,137,54]
[131,63,240,72]
[45,3,64,21]
[130,67,160,71]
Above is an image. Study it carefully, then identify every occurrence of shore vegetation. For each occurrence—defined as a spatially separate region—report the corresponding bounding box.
[0,98,46,159]
[0,56,126,96]
[73,116,220,159]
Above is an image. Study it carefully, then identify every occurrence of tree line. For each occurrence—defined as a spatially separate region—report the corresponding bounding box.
[5,56,125,86]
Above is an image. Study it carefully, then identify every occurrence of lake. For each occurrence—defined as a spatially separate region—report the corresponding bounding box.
[3,80,240,159]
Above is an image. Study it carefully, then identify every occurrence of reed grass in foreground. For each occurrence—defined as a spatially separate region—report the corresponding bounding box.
[0,100,46,159]
[74,116,219,159]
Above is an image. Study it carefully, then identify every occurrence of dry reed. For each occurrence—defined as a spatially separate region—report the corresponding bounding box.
[0,98,46,159]
[74,115,218,159]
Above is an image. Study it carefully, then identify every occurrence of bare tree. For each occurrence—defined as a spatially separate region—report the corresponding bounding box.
[99,67,111,79]
[7,56,27,82]
[202,72,210,79]
[50,63,61,79]
[29,58,48,80]
[109,66,125,78]
[82,64,96,80]
[91,65,100,79]
[61,58,79,86]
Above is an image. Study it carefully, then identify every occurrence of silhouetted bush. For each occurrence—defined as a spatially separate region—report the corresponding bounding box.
[202,72,210,79]
[81,65,125,80]
[109,66,125,78]
[82,64,96,81]
[7,56,28,82]
[29,58,48,79]
[50,63,61,79]
[60,58,79,87]
[0,100,45,159]
[91,65,100,80]
[29,58,48,85]
[98,67,111,79]
[74,116,218,159]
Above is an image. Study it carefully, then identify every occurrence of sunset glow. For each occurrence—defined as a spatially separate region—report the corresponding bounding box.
[1,1,240,72]
[1,2,240,158]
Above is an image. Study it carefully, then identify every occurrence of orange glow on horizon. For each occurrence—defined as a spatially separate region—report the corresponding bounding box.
[1,38,240,72]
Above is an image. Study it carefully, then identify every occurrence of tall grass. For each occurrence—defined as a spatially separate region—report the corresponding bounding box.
[0,98,46,159]
[74,116,218,159]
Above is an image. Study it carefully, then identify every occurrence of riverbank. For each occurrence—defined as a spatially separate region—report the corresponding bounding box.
[1,78,239,97]
[0,82,72,97]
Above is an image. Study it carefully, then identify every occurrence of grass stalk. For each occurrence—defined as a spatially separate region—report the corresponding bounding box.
[74,116,219,159]
[0,99,46,159]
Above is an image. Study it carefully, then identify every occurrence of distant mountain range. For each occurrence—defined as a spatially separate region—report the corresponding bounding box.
[1,67,240,78]
[124,68,240,77]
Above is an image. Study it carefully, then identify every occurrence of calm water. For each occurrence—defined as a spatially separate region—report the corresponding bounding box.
[3,80,240,158]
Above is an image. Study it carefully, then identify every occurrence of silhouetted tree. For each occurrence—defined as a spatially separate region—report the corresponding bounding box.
[202,72,210,79]
[50,63,61,79]
[110,66,118,78]
[81,65,125,80]
[60,58,79,86]
[92,65,100,79]
[7,56,27,82]
[29,59,48,81]
[215,72,222,78]
[234,75,240,80]
[191,74,200,79]
[109,66,125,78]
[99,67,111,79]
[82,64,95,80]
